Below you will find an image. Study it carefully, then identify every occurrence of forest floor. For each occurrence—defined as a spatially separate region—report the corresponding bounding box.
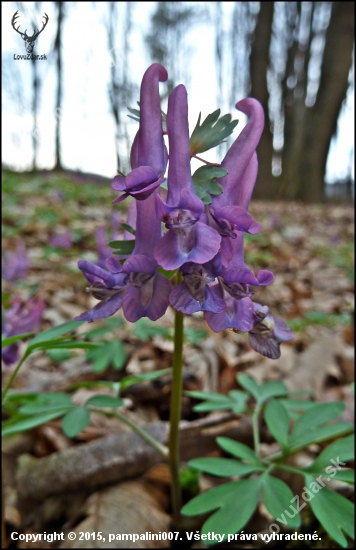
[2,169,354,548]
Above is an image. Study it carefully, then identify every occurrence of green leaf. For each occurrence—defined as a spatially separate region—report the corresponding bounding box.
[303,435,355,474]
[279,398,316,420]
[188,458,263,478]
[228,390,249,414]
[216,437,263,466]
[183,327,208,346]
[265,399,290,449]
[2,410,69,438]
[62,407,90,438]
[109,240,135,255]
[257,381,288,404]
[185,390,231,402]
[182,478,261,543]
[290,422,354,451]
[120,223,136,235]
[262,474,301,527]
[47,348,72,363]
[190,110,238,155]
[237,374,261,401]
[2,332,33,347]
[18,403,73,416]
[86,395,124,408]
[331,470,355,484]
[37,340,99,351]
[86,341,126,373]
[192,165,226,205]
[306,475,354,547]
[289,402,345,448]
[120,368,171,391]
[133,319,171,341]
[29,320,84,347]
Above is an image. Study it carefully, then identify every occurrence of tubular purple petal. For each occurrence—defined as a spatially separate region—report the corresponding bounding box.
[216,99,264,208]
[166,84,194,205]
[134,63,168,174]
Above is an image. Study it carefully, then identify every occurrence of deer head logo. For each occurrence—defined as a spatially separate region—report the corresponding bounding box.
[11,10,49,54]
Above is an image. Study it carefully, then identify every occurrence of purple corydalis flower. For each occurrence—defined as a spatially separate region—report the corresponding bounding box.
[248,303,294,360]
[2,296,45,366]
[111,64,168,203]
[50,230,72,249]
[3,242,30,282]
[154,84,221,270]
[169,259,226,315]
[77,65,171,324]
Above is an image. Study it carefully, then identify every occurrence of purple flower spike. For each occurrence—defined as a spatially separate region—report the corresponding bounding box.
[77,65,171,324]
[154,85,221,270]
[2,296,45,366]
[111,64,168,202]
[248,303,294,359]
[3,242,30,282]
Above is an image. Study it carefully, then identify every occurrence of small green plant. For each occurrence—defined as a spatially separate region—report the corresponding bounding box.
[182,374,354,547]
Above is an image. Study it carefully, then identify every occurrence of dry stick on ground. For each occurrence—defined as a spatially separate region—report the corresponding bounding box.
[16,414,255,501]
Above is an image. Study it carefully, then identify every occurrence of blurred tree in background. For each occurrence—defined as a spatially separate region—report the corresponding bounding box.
[5,1,354,202]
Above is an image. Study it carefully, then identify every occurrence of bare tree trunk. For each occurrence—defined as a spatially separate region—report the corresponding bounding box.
[31,55,39,169]
[54,1,63,170]
[295,1,354,202]
[249,2,275,199]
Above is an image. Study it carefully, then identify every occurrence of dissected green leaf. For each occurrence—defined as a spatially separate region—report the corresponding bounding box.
[303,434,355,474]
[237,374,261,402]
[192,165,226,205]
[289,402,346,448]
[265,399,290,449]
[185,390,248,414]
[188,458,262,477]
[190,110,238,155]
[200,478,261,543]
[120,368,171,391]
[216,437,263,467]
[86,395,124,408]
[86,341,126,373]
[2,409,70,438]
[279,398,316,420]
[133,319,171,341]
[109,240,135,255]
[262,474,301,527]
[62,407,90,438]
[290,422,354,451]
[306,475,354,547]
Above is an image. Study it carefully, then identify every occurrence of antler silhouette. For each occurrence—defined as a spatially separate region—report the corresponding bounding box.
[11,10,49,53]
[32,12,49,40]
[11,10,28,40]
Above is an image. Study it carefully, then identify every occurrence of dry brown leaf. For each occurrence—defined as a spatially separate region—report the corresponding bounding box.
[60,481,170,549]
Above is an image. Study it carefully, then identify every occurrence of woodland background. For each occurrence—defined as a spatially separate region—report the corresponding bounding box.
[1,2,355,548]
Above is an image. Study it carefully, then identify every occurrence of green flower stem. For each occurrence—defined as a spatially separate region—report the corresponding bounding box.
[89,408,168,458]
[2,352,29,403]
[169,272,184,527]
[252,404,261,459]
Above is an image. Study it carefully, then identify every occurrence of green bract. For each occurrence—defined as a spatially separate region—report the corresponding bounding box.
[190,109,238,155]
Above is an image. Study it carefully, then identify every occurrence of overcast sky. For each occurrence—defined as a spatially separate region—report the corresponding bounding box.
[2,1,354,183]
